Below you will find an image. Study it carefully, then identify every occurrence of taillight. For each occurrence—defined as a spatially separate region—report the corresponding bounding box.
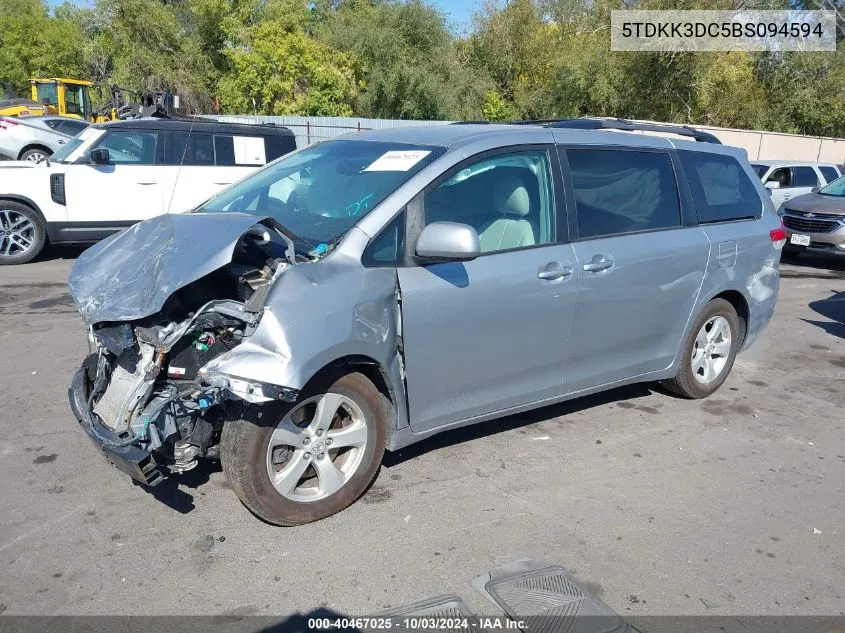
[770,222,786,250]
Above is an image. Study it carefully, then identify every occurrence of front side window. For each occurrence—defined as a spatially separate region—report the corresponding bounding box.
[422,150,554,254]
[819,174,845,197]
[678,151,762,223]
[197,140,443,253]
[568,149,680,239]
[766,167,790,187]
[819,166,840,184]
[93,130,159,164]
[791,166,818,188]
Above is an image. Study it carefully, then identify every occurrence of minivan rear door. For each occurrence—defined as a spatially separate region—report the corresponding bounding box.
[557,146,710,390]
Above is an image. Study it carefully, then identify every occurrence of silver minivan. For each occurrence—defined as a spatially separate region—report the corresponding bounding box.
[68,121,783,525]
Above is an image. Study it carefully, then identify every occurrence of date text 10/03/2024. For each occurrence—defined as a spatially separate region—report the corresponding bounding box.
[307,618,526,630]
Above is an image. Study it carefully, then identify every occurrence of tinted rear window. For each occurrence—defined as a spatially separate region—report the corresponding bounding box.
[679,151,762,223]
[819,166,839,184]
[567,149,681,239]
[265,135,296,162]
[792,166,818,187]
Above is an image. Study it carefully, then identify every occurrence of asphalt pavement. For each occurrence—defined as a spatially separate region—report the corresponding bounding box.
[0,248,843,617]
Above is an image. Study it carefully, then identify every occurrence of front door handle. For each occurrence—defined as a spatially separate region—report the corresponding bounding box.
[538,261,573,281]
[583,254,613,272]
[137,181,158,185]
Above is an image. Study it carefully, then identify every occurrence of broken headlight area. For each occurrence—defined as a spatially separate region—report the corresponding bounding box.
[72,228,300,483]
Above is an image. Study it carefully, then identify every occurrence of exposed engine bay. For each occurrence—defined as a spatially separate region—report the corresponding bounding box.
[74,218,304,481]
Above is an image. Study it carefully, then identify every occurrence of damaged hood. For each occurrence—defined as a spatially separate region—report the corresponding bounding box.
[69,212,267,325]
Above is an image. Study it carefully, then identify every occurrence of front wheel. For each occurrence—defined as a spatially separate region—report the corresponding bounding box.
[0,202,46,265]
[221,371,389,525]
[662,298,740,399]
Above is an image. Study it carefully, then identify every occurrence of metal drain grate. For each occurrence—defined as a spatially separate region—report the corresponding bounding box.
[480,560,631,633]
[365,594,481,633]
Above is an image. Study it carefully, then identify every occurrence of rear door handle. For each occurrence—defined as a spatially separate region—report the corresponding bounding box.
[213,181,232,186]
[583,254,613,272]
[538,261,573,281]
[137,181,158,185]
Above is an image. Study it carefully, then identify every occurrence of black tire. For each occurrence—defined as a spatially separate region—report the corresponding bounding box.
[19,147,50,163]
[0,201,46,265]
[662,298,741,399]
[221,371,390,526]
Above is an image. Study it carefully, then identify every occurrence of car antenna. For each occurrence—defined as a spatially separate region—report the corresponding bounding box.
[166,109,195,214]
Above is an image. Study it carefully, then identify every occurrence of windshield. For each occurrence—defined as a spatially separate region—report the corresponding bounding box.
[819,173,845,197]
[751,164,768,179]
[197,139,444,253]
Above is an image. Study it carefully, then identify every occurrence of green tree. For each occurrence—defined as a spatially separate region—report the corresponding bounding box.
[322,0,488,119]
[0,0,86,96]
[217,17,358,115]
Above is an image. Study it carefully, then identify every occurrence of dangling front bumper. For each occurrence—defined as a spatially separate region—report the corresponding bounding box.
[68,360,164,487]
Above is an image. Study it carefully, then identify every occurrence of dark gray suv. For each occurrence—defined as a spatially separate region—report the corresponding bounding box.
[68,120,783,525]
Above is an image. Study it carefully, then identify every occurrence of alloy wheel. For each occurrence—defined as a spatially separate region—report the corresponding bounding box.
[0,209,36,258]
[265,392,369,502]
[691,315,732,384]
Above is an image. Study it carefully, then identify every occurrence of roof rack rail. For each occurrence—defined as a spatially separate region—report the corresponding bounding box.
[542,118,722,144]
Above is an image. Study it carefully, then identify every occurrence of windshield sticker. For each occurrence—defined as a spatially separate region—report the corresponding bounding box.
[363,150,431,172]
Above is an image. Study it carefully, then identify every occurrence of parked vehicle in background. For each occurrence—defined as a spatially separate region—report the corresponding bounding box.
[0,116,90,163]
[0,118,296,264]
[67,120,783,525]
[751,160,842,211]
[780,173,845,256]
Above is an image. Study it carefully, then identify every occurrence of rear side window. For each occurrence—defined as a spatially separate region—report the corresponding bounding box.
[792,166,818,187]
[819,166,839,184]
[567,149,681,239]
[265,135,296,162]
[167,132,215,165]
[58,120,88,136]
[678,151,761,223]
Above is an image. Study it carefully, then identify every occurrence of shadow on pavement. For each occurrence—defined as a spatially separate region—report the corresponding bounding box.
[807,289,845,339]
[134,458,222,514]
[383,382,655,467]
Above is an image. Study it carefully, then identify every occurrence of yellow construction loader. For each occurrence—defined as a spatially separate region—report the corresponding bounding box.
[1,78,182,121]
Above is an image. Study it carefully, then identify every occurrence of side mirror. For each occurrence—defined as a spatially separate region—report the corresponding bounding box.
[811,186,821,193]
[415,222,480,262]
[89,148,110,165]
[764,180,781,190]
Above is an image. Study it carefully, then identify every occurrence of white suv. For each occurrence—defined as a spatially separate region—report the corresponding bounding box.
[751,160,842,211]
[0,118,296,264]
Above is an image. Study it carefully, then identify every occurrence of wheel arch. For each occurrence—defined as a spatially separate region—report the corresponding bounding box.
[707,288,749,347]
[0,195,50,241]
[306,354,407,442]
[17,144,53,160]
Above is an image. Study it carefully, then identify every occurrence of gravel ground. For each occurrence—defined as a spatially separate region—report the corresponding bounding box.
[0,248,843,618]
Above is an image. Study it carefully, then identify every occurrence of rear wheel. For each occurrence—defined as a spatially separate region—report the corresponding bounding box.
[221,371,389,525]
[20,148,50,163]
[662,298,740,399]
[0,202,46,265]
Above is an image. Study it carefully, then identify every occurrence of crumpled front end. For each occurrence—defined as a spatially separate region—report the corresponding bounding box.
[67,212,305,483]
